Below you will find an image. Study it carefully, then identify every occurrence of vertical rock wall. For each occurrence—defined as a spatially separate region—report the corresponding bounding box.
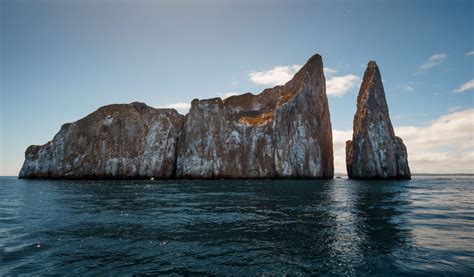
[176,54,333,178]
[346,61,411,179]
[19,54,335,179]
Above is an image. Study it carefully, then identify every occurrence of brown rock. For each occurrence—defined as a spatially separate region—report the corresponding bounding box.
[346,61,410,179]
[19,102,184,179]
[176,54,334,178]
[19,54,334,179]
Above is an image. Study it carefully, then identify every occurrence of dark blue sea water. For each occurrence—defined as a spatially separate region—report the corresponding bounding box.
[1,176,473,275]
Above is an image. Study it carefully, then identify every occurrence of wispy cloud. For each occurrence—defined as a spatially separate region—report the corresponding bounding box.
[419,53,447,71]
[401,82,414,92]
[161,102,191,113]
[326,75,359,97]
[217,92,239,99]
[323,67,338,77]
[448,106,463,113]
[249,65,301,86]
[332,108,474,174]
[248,64,358,97]
[452,79,474,93]
[465,51,474,56]
[393,82,416,93]
[248,64,340,87]
[166,102,191,109]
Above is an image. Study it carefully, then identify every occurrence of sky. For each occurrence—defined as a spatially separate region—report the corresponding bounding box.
[1,0,473,175]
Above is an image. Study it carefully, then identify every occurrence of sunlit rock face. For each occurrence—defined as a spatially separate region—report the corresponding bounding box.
[20,54,334,179]
[176,54,334,178]
[19,102,184,179]
[346,61,410,179]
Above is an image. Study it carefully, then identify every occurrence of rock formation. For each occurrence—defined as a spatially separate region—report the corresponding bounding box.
[176,54,333,178]
[19,54,334,179]
[19,102,184,179]
[346,61,410,179]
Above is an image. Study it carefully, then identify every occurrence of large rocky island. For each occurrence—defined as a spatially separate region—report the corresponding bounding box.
[19,54,334,179]
[19,55,411,180]
[346,61,411,179]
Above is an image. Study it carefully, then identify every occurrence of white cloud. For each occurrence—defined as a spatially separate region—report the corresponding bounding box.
[160,102,191,113]
[465,51,474,56]
[419,53,447,71]
[249,65,301,86]
[333,108,474,174]
[217,92,239,99]
[396,109,474,173]
[247,64,373,98]
[248,64,358,97]
[332,130,353,174]
[248,65,339,87]
[452,79,474,93]
[166,102,191,110]
[326,75,359,97]
[323,67,338,76]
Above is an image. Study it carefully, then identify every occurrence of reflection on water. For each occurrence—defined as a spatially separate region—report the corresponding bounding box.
[0,177,473,275]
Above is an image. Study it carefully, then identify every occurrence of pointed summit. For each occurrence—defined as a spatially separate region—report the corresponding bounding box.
[19,53,334,179]
[346,61,410,179]
[177,53,333,178]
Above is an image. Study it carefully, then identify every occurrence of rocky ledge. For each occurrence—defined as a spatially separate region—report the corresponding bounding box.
[19,54,334,179]
[19,103,184,179]
[345,61,411,179]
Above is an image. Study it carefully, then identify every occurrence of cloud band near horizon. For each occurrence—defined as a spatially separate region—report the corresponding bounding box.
[333,108,474,174]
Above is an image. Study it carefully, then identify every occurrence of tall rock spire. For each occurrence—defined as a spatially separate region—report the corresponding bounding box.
[346,61,410,179]
[19,54,334,179]
[177,54,334,178]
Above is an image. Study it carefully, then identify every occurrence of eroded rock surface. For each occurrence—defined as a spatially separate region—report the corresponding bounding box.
[176,54,334,178]
[19,102,184,179]
[20,54,334,179]
[346,61,410,179]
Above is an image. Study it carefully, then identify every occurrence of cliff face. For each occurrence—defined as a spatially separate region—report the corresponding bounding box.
[19,54,334,179]
[19,102,184,179]
[176,54,333,178]
[345,61,410,179]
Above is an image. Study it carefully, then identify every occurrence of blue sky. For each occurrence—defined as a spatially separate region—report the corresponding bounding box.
[1,0,473,175]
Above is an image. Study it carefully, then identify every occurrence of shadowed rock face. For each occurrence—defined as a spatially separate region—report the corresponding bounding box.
[346,61,410,179]
[19,54,334,179]
[19,102,184,179]
[176,54,333,178]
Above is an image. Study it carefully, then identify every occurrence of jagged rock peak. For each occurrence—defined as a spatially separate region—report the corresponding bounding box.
[346,61,411,179]
[19,53,334,179]
[177,53,333,178]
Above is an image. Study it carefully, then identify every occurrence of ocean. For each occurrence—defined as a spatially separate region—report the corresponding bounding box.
[1,176,473,275]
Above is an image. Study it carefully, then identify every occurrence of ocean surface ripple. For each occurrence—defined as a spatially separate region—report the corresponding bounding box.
[0,176,473,275]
